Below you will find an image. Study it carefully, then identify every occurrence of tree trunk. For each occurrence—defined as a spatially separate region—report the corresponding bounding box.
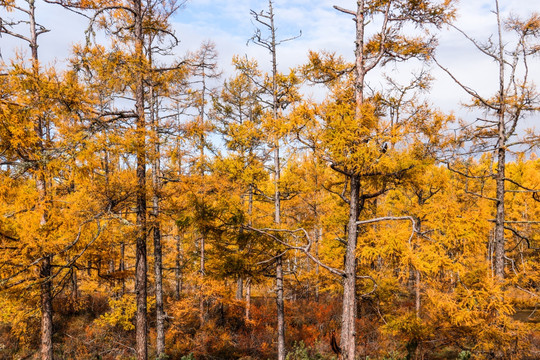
[341,175,360,360]
[154,220,165,358]
[134,0,148,357]
[71,262,78,300]
[414,219,422,317]
[415,270,421,317]
[199,235,205,325]
[339,1,367,357]
[276,256,285,360]
[120,241,126,296]
[149,57,166,358]
[268,2,286,357]
[494,136,506,279]
[236,277,243,300]
[493,0,506,280]
[315,226,321,302]
[40,256,53,360]
[28,2,54,358]
[354,0,366,124]
[245,278,252,321]
[175,235,182,300]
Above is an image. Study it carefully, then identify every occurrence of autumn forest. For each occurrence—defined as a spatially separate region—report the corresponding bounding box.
[0,0,539,359]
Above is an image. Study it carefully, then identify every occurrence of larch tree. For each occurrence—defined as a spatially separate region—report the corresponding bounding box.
[143,2,187,355]
[0,1,97,358]
[213,55,266,312]
[434,0,540,280]
[300,1,457,358]
[184,40,221,325]
[0,1,53,356]
[248,1,301,357]
[48,0,185,357]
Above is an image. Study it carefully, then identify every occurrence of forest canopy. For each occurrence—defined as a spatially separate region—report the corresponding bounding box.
[0,1,539,360]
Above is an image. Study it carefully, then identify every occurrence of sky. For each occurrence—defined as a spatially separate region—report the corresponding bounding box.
[1,0,539,121]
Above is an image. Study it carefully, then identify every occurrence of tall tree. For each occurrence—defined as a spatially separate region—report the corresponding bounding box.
[213,55,266,312]
[144,3,186,355]
[303,1,456,358]
[185,41,220,325]
[435,0,540,279]
[249,1,301,357]
[0,2,101,357]
[1,2,54,358]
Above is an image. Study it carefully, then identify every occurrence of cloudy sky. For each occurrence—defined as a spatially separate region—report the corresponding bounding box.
[1,0,539,118]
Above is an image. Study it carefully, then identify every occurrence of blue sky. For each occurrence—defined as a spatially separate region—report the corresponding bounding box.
[1,0,539,117]
[170,0,540,115]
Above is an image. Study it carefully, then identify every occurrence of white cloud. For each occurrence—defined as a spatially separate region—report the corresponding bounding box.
[2,0,538,126]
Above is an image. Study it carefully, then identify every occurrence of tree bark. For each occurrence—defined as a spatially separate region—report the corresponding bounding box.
[28,2,54,357]
[150,76,166,358]
[267,2,286,357]
[120,241,126,296]
[199,235,205,325]
[245,278,252,321]
[40,256,53,360]
[354,0,366,123]
[236,277,243,300]
[134,0,148,358]
[315,226,321,302]
[175,235,182,300]
[340,1,365,358]
[493,0,506,280]
[276,255,286,360]
[71,262,79,300]
[341,174,361,360]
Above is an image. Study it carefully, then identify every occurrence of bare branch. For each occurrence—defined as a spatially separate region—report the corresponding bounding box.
[333,5,356,18]
[449,23,500,62]
[245,225,345,277]
[433,56,499,111]
[365,2,391,72]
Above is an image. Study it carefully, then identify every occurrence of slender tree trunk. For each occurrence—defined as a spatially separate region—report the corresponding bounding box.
[150,75,166,358]
[415,270,421,317]
[175,235,182,300]
[415,218,422,318]
[274,140,286,360]
[134,0,148,358]
[354,0,366,123]
[154,217,165,358]
[38,174,53,360]
[71,262,78,300]
[28,2,54,356]
[315,226,321,302]
[120,241,126,296]
[87,260,92,277]
[236,277,243,300]
[267,2,286,357]
[199,235,205,325]
[313,152,322,302]
[245,186,253,321]
[29,0,38,62]
[197,49,209,327]
[276,256,285,360]
[28,1,51,356]
[340,1,366,358]
[40,256,53,360]
[245,278,252,321]
[248,184,254,225]
[341,175,360,360]
[494,0,506,280]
